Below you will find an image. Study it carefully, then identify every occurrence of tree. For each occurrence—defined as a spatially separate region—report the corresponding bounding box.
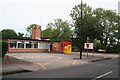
[118,16,120,53]
[70,3,96,49]
[41,25,55,39]
[42,18,72,41]
[17,32,24,39]
[0,29,17,40]
[70,3,119,53]
[93,8,119,52]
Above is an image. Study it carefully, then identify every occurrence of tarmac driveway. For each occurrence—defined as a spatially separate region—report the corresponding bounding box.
[7,52,118,71]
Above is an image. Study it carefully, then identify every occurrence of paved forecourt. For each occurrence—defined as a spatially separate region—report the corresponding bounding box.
[7,52,118,71]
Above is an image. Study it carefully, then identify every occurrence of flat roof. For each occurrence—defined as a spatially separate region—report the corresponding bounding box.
[8,38,51,42]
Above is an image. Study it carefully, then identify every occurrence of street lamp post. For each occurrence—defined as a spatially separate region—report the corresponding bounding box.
[80,0,83,59]
[118,1,120,53]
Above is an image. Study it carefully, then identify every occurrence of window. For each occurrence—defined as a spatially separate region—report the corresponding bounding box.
[26,42,32,48]
[33,42,38,48]
[38,42,50,49]
[46,43,50,49]
[10,41,17,48]
[39,42,44,49]
[18,42,24,48]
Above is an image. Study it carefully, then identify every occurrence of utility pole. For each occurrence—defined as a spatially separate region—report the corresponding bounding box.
[118,1,120,53]
[80,0,83,59]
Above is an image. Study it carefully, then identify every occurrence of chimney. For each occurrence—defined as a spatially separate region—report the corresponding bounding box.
[32,25,41,40]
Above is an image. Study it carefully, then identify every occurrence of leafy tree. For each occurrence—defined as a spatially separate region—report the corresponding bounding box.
[41,25,55,39]
[93,8,118,52]
[70,3,96,48]
[0,29,17,40]
[70,3,119,53]
[118,16,120,53]
[17,32,24,39]
[42,18,72,41]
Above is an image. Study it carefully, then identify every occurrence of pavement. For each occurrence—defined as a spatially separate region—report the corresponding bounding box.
[1,52,119,75]
[1,56,40,75]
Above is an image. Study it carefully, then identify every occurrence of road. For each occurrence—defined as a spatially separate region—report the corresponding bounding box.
[2,57,119,79]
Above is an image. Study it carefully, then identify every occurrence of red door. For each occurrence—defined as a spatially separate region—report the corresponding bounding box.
[60,41,71,52]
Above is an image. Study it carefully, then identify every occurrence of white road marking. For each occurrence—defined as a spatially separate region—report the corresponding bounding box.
[36,58,60,70]
[58,57,62,59]
[37,63,46,70]
[92,71,112,80]
[81,61,88,64]
[72,60,77,64]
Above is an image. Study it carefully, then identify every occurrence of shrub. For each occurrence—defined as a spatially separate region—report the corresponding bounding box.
[0,41,8,58]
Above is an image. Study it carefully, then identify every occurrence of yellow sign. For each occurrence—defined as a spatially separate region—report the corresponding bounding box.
[63,45,72,54]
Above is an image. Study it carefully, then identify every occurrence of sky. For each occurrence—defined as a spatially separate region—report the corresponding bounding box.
[0,0,120,35]
[118,1,120,15]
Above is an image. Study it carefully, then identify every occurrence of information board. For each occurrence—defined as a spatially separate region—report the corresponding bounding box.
[84,43,94,49]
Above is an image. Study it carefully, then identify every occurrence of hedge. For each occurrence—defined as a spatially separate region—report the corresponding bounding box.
[0,41,8,58]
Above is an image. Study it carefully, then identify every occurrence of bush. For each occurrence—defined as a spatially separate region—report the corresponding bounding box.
[0,41,8,58]
[107,45,119,53]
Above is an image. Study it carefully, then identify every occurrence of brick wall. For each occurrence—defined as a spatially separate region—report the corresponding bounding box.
[9,48,49,53]
[52,42,60,52]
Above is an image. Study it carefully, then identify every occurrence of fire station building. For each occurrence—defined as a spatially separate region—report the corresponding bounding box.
[8,25,71,53]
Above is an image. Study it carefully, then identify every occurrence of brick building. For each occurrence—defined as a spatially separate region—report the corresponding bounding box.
[8,25,51,53]
[8,25,72,53]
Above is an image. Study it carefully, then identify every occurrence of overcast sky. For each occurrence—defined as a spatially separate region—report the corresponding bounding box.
[0,0,120,35]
